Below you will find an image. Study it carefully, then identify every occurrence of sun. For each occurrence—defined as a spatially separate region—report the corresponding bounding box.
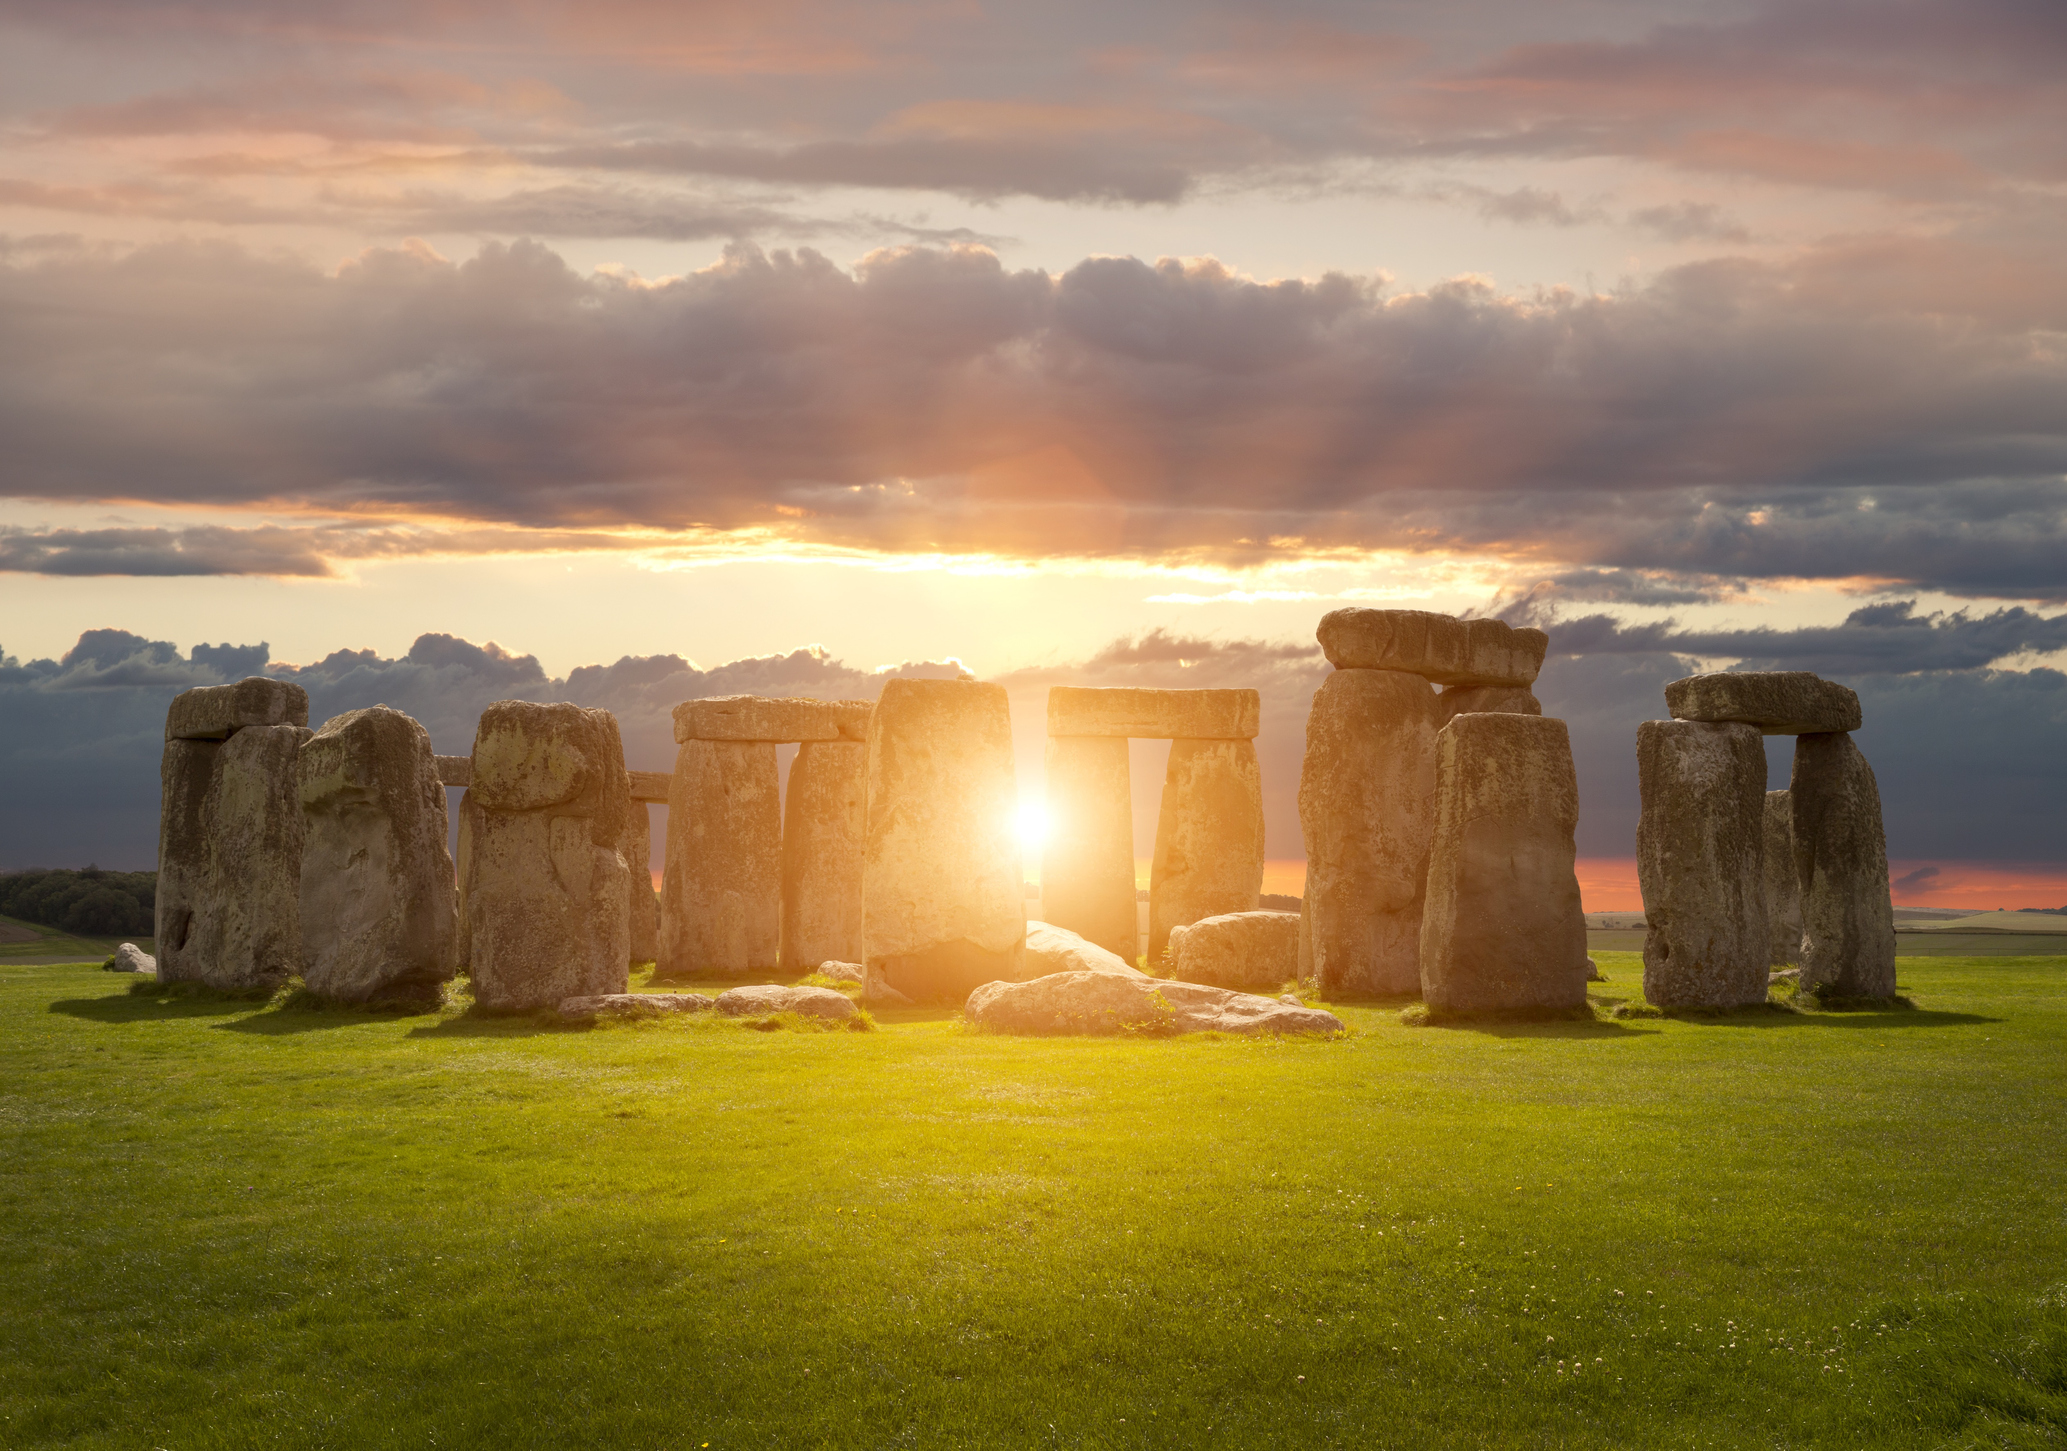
[1014,800,1051,851]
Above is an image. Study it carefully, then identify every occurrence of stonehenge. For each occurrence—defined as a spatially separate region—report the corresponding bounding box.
[1635,720,1770,1008]
[781,703,870,973]
[1297,610,1548,997]
[1418,713,1590,1012]
[1635,671,1897,1005]
[863,679,1025,1002]
[461,701,632,1012]
[1041,685,1265,965]
[1169,910,1300,992]
[156,678,310,990]
[298,705,457,1004]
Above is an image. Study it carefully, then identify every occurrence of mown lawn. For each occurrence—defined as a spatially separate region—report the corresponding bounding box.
[2,952,2063,1450]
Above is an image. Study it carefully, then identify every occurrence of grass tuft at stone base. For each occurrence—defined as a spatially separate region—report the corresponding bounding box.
[1401,1001,1601,1027]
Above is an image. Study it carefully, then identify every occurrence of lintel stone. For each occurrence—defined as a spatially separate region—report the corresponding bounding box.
[1316,609,1547,687]
[672,695,847,743]
[627,769,671,802]
[1046,686,1260,740]
[1665,671,1862,735]
[435,755,472,787]
[164,676,309,741]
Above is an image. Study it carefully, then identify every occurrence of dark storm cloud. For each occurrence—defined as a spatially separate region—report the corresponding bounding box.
[1537,601,2067,675]
[3,236,2065,597]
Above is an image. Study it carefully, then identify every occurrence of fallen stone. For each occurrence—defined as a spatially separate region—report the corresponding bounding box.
[964,971,1343,1036]
[158,723,306,990]
[1040,734,1138,958]
[1586,957,1604,983]
[1635,720,1770,1009]
[863,679,1025,1002]
[624,796,658,965]
[163,676,309,742]
[558,992,715,1021]
[1763,789,1802,966]
[861,963,914,1006]
[1316,609,1548,687]
[1770,967,1801,983]
[1023,921,1147,979]
[1168,910,1300,992]
[1791,732,1898,998]
[1665,672,1862,735]
[714,983,860,1020]
[1420,714,1590,1012]
[672,695,844,743]
[660,739,782,975]
[1438,684,1541,722]
[1297,667,1440,997]
[816,961,864,983]
[1148,738,1265,959]
[1045,686,1260,740]
[464,701,631,1011]
[435,755,472,787]
[107,942,156,973]
[298,705,457,1004]
[780,739,867,973]
[1277,993,1305,1007]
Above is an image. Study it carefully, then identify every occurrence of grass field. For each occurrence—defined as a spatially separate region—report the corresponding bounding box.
[3,952,2064,1449]
[0,913,150,967]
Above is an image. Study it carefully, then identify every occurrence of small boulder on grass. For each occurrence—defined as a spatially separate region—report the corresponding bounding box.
[105,943,157,974]
[816,961,864,983]
[558,993,714,1022]
[715,984,860,1021]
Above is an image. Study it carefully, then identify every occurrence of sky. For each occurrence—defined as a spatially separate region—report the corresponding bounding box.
[1,0,2063,906]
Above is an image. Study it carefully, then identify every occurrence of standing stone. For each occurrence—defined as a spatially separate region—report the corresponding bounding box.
[175,724,307,990]
[1148,739,1264,959]
[1419,714,1589,1012]
[1791,733,1897,998]
[659,740,782,976]
[465,701,631,1011]
[781,735,868,972]
[624,800,658,965]
[1041,735,1137,960]
[1763,790,1802,966]
[1297,669,1440,997]
[297,705,456,1003]
[863,679,1024,1002]
[1635,719,1769,1008]
[154,736,220,984]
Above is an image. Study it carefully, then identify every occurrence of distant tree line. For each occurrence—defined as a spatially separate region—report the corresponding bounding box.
[0,867,156,937]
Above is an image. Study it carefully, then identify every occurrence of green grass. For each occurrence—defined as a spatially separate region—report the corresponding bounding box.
[0,911,152,966]
[3,951,2064,1449]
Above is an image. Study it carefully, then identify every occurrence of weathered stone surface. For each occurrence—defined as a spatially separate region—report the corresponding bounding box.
[863,679,1025,1002]
[1635,720,1770,1008]
[164,676,309,741]
[659,740,781,975]
[714,983,860,1020]
[108,943,156,973]
[156,723,306,990]
[298,706,457,1004]
[1317,610,1548,687]
[625,800,658,964]
[558,992,714,1021]
[626,769,670,802]
[1040,735,1137,958]
[435,755,472,787]
[780,740,866,973]
[1665,672,1862,735]
[817,961,864,982]
[1149,739,1264,959]
[1297,668,1440,996]
[861,963,913,1006]
[1420,714,1590,1011]
[1763,790,1802,967]
[1168,910,1300,991]
[1046,687,1260,740]
[1438,684,1541,722]
[833,700,873,741]
[672,695,844,744]
[1024,921,1147,979]
[1791,733,1898,997]
[464,702,631,1012]
[965,971,1343,1035]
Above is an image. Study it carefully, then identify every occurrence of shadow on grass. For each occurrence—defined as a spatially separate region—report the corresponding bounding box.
[217,992,443,1035]
[48,991,254,1023]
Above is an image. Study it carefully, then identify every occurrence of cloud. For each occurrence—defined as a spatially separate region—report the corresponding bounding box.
[3,236,2066,598]
[1892,864,1941,893]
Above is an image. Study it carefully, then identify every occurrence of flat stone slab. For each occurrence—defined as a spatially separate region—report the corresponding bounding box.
[672,696,847,744]
[435,755,472,787]
[966,970,1343,1036]
[558,992,715,1020]
[1169,910,1300,992]
[627,769,671,802]
[815,961,864,982]
[1317,610,1547,687]
[164,677,309,741]
[714,984,861,1020]
[106,943,156,973]
[1665,672,1861,735]
[1023,921,1147,979]
[1046,687,1259,740]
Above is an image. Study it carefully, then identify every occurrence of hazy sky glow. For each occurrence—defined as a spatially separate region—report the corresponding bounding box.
[2,0,2063,899]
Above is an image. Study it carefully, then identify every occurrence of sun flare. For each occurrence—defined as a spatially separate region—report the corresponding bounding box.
[1013,801,1052,852]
